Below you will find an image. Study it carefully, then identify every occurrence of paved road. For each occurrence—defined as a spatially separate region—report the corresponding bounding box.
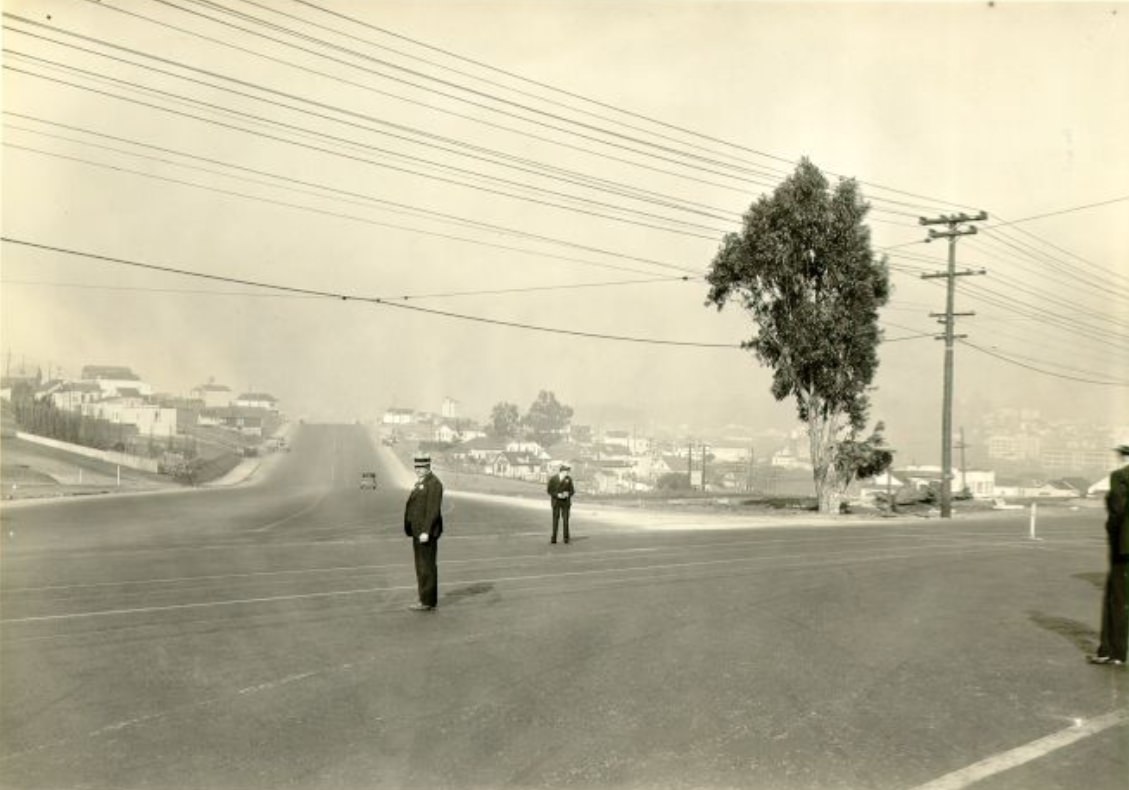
[1,424,1125,790]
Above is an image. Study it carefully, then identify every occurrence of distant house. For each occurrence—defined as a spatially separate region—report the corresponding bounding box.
[191,383,233,409]
[505,440,549,459]
[461,437,507,462]
[81,365,153,398]
[993,478,1078,499]
[898,466,996,499]
[229,413,263,437]
[233,392,279,411]
[433,423,459,443]
[45,381,102,412]
[1088,475,1111,496]
[604,430,631,450]
[382,408,415,425]
[771,446,812,471]
[81,400,177,437]
[490,451,544,481]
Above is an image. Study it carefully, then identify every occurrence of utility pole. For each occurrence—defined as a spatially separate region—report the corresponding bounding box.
[956,427,970,495]
[919,211,988,518]
[701,444,709,492]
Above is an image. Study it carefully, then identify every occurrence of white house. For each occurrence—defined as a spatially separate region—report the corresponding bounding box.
[771,446,812,471]
[490,452,544,481]
[604,430,631,451]
[505,440,549,459]
[81,400,177,438]
[233,392,279,411]
[47,381,102,412]
[191,383,233,409]
[382,408,415,425]
[711,445,751,464]
[80,365,154,398]
[433,423,459,443]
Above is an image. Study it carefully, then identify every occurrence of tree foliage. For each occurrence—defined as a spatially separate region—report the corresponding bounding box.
[488,402,521,440]
[523,390,574,448]
[834,421,894,493]
[705,158,890,512]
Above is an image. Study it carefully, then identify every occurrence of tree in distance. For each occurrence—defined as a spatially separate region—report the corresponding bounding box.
[488,401,521,440]
[835,421,894,501]
[523,390,574,448]
[706,158,891,513]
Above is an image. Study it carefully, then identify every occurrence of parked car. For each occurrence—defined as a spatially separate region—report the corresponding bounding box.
[360,471,378,490]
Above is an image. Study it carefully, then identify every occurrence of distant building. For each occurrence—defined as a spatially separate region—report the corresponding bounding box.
[604,430,631,450]
[191,382,233,409]
[81,399,177,438]
[433,423,459,443]
[442,397,458,419]
[44,381,102,412]
[80,365,153,398]
[233,392,279,411]
[382,408,415,425]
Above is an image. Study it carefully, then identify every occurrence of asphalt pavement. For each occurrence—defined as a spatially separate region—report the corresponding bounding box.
[1,424,1125,790]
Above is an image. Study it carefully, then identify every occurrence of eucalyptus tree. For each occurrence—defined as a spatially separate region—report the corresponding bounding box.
[706,158,891,513]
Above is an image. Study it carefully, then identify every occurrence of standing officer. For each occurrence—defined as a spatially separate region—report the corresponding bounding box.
[547,463,575,544]
[1090,442,1129,666]
[404,453,444,611]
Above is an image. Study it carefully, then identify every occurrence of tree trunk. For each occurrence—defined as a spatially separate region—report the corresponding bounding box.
[806,400,840,514]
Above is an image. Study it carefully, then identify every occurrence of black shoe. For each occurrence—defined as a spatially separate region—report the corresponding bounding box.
[550,540,557,544]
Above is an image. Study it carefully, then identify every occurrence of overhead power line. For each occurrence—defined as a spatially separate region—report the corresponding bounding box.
[8,10,777,199]
[959,340,1129,387]
[1,237,932,349]
[283,0,981,214]
[3,141,701,279]
[61,3,947,218]
[0,275,693,300]
[981,196,1129,231]
[0,237,735,348]
[3,20,749,223]
[3,58,729,241]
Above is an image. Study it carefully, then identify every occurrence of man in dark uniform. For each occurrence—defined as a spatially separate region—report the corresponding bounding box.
[1090,443,1129,666]
[404,453,444,611]
[546,463,575,544]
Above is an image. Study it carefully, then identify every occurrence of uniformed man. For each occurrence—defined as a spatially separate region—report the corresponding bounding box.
[547,463,575,544]
[1090,442,1129,666]
[404,453,444,611]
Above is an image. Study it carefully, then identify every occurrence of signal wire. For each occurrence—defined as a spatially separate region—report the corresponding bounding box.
[283,0,981,215]
[0,238,738,348]
[3,58,729,240]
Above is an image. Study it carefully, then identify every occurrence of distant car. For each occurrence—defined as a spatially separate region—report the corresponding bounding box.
[360,472,378,490]
[382,437,396,446]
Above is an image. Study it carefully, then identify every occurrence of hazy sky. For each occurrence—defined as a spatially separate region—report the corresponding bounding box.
[2,0,1127,459]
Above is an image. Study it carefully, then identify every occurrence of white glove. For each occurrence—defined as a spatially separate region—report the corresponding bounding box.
[419,533,430,543]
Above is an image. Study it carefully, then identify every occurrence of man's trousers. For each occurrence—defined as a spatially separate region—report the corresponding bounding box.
[551,500,571,543]
[412,537,439,608]
[1098,561,1127,661]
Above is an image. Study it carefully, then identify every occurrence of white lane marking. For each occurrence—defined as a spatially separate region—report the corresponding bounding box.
[1,541,1020,624]
[910,708,1129,790]
[3,530,1044,593]
[249,491,329,532]
[0,668,326,764]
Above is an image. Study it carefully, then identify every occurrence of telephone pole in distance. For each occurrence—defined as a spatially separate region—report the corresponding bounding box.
[919,211,988,518]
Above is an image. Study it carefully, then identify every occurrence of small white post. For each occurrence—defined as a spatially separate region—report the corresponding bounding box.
[116,465,121,487]
[1029,502,1038,539]
[78,468,83,485]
